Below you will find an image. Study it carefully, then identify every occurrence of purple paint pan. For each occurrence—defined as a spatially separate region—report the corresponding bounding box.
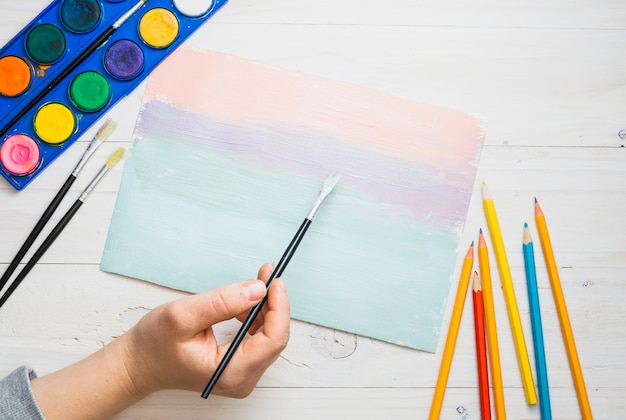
[103,39,145,80]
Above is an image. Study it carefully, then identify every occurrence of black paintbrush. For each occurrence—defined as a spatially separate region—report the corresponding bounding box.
[0,148,126,308]
[0,119,117,293]
[201,173,341,399]
[0,0,148,138]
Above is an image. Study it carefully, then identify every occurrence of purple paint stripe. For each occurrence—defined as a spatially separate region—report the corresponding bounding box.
[136,99,479,227]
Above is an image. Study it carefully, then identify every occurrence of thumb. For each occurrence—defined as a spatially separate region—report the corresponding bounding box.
[174,280,267,334]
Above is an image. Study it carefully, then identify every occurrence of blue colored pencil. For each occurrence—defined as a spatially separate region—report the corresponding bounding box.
[523,223,552,419]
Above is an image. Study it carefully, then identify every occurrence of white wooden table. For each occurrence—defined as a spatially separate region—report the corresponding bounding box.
[1,1,625,418]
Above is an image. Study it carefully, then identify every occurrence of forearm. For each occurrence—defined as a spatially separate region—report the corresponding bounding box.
[30,335,146,420]
[25,271,289,417]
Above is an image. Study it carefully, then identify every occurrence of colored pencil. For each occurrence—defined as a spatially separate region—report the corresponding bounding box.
[0,119,117,294]
[477,230,506,419]
[0,0,147,138]
[523,223,552,419]
[535,199,592,419]
[201,173,341,399]
[428,242,474,420]
[0,148,126,308]
[472,271,491,420]
[482,182,537,405]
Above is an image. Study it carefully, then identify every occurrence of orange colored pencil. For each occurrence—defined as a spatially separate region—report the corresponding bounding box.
[478,230,506,419]
[535,199,592,419]
[429,242,474,420]
[472,271,491,420]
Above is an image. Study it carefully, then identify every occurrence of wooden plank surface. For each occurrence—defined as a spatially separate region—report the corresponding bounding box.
[1,1,625,418]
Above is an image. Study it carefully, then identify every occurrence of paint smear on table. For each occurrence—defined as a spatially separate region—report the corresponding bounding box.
[101,47,486,352]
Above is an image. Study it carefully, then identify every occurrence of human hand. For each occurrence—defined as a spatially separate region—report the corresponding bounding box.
[122,262,290,398]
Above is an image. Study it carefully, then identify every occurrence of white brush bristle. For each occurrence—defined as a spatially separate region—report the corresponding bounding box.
[321,172,341,196]
[94,118,117,142]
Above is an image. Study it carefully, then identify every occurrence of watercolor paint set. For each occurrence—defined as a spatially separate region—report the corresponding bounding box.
[0,0,227,190]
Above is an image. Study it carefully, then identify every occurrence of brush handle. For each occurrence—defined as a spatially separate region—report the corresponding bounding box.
[0,199,83,308]
[0,23,118,138]
[0,175,76,292]
[201,218,312,399]
[0,0,148,136]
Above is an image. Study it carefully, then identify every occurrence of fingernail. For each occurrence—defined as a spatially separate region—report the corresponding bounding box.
[243,280,267,301]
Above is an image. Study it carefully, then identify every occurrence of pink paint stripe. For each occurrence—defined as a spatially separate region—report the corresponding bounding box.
[146,48,485,169]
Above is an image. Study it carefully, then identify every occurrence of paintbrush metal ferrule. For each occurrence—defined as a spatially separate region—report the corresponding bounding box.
[0,121,116,291]
[0,0,148,136]
[0,149,125,309]
[72,119,117,176]
[201,173,340,399]
[306,173,341,220]
[79,148,125,201]
[0,1,147,139]
[114,0,148,28]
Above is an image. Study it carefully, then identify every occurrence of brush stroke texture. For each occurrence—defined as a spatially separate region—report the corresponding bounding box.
[101,47,486,351]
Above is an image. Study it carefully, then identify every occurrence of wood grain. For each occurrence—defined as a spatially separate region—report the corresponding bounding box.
[1,1,624,418]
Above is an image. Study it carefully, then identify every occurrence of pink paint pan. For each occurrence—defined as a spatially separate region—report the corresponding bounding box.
[0,134,41,176]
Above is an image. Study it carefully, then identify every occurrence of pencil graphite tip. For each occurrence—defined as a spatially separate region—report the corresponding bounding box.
[478,230,486,247]
[523,223,532,244]
[473,271,481,291]
[94,118,117,142]
[534,199,544,217]
[465,241,474,258]
[106,148,126,168]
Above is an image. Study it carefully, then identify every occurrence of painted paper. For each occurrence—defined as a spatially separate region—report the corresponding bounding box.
[101,47,486,352]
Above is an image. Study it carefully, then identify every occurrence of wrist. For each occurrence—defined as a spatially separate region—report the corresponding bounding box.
[29,334,150,420]
[115,327,160,398]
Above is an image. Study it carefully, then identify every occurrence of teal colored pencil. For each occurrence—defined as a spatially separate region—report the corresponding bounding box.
[523,223,552,420]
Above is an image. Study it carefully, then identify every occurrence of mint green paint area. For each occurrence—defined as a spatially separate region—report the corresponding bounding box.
[101,117,461,352]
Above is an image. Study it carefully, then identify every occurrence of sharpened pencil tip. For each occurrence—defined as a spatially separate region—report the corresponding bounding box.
[534,199,544,217]
[478,230,486,248]
[473,271,481,291]
[465,241,474,258]
[481,182,491,200]
[523,223,532,244]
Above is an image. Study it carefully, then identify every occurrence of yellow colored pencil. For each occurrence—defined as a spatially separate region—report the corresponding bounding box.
[478,230,507,419]
[482,183,537,405]
[535,199,592,419]
[429,242,474,420]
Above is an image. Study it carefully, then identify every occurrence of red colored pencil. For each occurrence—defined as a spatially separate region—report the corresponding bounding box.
[472,271,492,419]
